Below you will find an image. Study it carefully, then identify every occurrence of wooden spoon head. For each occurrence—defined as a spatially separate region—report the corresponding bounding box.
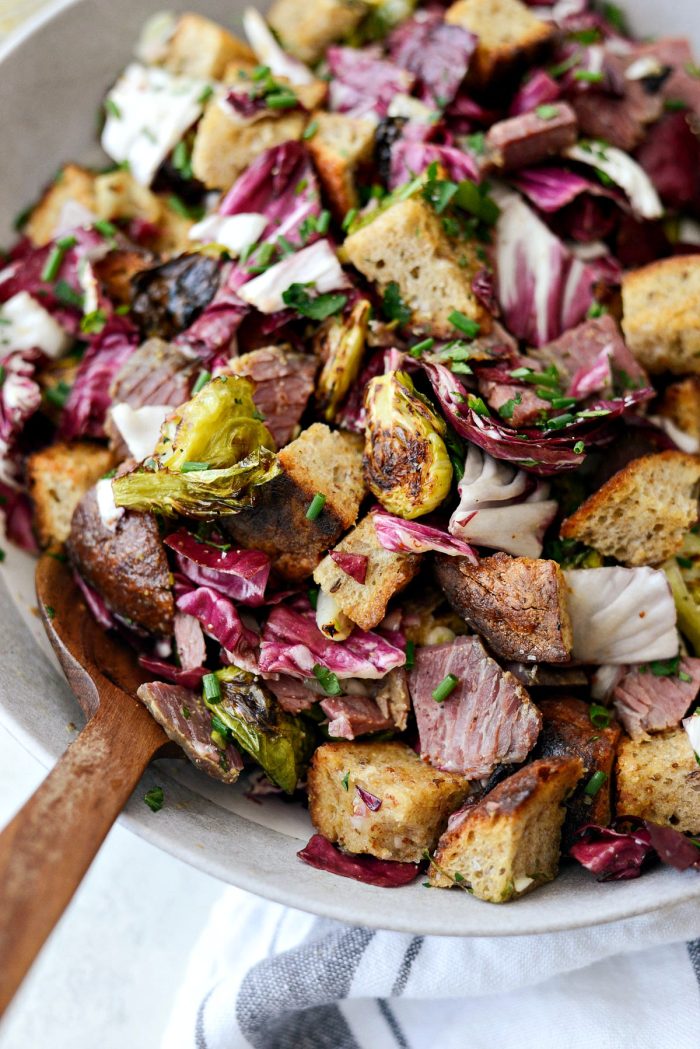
[35,554,164,725]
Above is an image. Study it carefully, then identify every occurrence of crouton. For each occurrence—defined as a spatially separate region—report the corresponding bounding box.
[268,0,368,64]
[313,514,420,631]
[445,0,555,88]
[621,255,700,374]
[151,198,194,256]
[435,552,574,664]
[191,102,307,190]
[343,197,489,338]
[93,249,153,306]
[94,169,162,225]
[25,164,96,246]
[658,377,700,446]
[616,728,700,834]
[429,757,583,902]
[560,452,700,567]
[536,696,622,849]
[223,423,365,581]
[221,63,328,112]
[308,741,471,862]
[157,13,255,80]
[307,112,376,218]
[27,442,115,548]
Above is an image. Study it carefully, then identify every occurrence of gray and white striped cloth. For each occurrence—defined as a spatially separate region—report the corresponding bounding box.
[163,886,700,1049]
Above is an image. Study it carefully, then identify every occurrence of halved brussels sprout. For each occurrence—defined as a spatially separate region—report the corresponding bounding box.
[363,370,453,519]
[113,375,280,517]
[663,531,700,654]
[206,667,314,793]
[314,299,370,422]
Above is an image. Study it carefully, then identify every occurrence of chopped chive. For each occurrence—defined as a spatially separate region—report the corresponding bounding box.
[550,397,577,410]
[573,440,585,454]
[104,97,122,119]
[167,195,204,220]
[584,770,607,797]
[308,587,319,610]
[198,85,214,105]
[0,548,5,563]
[171,140,193,180]
[192,370,212,394]
[144,786,164,812]
[432,673,459,703]
[277,234,295,256]
[405,640,416,669]
[303,119,319,140]
[203,673,221,702]
[115,304,131,315]
[677,555,694,569]
[41,244,68,283]
[341,771,350,791]
[316,209,331,235]
[180,461,210,472]
[573,69,604,83]
[44,381,72,409]
[589,703,612,729]
[306,492,326,520]
[182,705,191,719]
[342,208,358,231]
[448,310,480,338]
[0,366,5,387]
[587,302,607,318]
[53,279,84,309]
[313,663,342,696]
[545,413,575,429]
[535,104,559,120]
[94,219,117,237]
[409,338,434,359]
[266,91,298,109]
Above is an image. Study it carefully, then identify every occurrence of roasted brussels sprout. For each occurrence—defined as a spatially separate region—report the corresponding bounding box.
[663,532,700,653]
[314,299,370,422]
[130,253,222,339]
[206,667,314,793]
[363,370,453,519]
[112,375,280,517]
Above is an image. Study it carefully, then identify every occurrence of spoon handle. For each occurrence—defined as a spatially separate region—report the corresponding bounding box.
[0,692,165,1017]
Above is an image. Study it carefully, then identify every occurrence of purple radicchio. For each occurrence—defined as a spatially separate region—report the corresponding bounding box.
[509,70,561,116]
[511,165,618,214]
[0,348,43,487]
[326,45,414,120]
[60,315,140,439]
[448,444,558,558]
[164,529,270,606]
[371,508,478,562]
[329,551,369,584]
[389,139,479,190]
[176,585,259,666]
[298,834,420,887]
[570,819,700,881]
[387,9,476,108]
[259,602,406,679]
[494,191,597,346]
[138,656,207,688]
[173,267,249,362]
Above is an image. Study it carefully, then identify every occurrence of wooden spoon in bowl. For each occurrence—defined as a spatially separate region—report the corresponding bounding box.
[0,553,176,1017]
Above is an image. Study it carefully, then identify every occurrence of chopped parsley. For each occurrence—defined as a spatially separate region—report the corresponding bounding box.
[104,98,122,119]
[281,283,347,320]
[498,394,522,420]
[53,280,84,309]
[381,282,412,325]
[45,381,72,409]
[467,394,490,417]
[313,664,343,696]
[80,309,107,335]
[144,787,164,812]
[167,195,205,221]
[341,771,350,791]
[171,140,194,181]
[44,605,56,620]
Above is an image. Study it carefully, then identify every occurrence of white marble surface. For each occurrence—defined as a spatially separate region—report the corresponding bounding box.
[0,722,224,1049]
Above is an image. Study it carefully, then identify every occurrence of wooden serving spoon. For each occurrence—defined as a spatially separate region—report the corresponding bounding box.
[0,554,177,1017]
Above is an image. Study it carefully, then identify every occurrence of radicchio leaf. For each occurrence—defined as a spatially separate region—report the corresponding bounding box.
[137,657,207,688]
[355,785,382,811]
[176,585,259,664]
[570,819,700,881]
[371,509,479,562]
[509,70,561,116]
[389,139,480,190]
[387,9,476,107]
[326,45,414,120]
[297,834,420,887]
[0,348,43,487]
[164,529,270,606]
[60,316,140,439]
[259,602,406,679]
[329,551,369,584]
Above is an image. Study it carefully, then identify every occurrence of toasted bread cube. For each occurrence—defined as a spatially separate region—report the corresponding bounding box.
[445,0,555,88]
[25,164,96,247]
[429,757,583,902]
[191,102,307,190]
[221,63,328,112]
[94,169,162,224]
[158,13,255,79]
[307,112,376,218]
[93,249,153,306]
[536,697,621,849]
[561,452,700,567]
[27,441,115,548]
[622,256,700,375]
[343,197,489,338]
[151,199,194,256]
[616,728,700,834]
[313,514,420,631]
[658,377,700,446]
[308,741,471,862]
[224,423,365,581]
[268,0,368,64]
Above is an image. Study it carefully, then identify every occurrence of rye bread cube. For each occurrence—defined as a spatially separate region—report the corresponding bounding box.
[616,728,700,834]
[429,756,584,902]
[343,197,489,338]
[445,0,555,88]
[156,13,255,79]
[313,514,421,631]
[307,112,376,218]
[25,164,96,246]
[28,441,115,548]
[621,255,700,375]
[308,741,471,862]
[191,103,307,190]
[268,0,368,64]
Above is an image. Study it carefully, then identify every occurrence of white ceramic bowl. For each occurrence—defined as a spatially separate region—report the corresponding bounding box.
[1,0,699,936]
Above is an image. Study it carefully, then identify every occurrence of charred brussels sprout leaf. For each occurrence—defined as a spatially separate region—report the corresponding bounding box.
[363,370,453,519]
[112,375,280,517]
[314,298,370,421]
[207,667,313,793]
[130,253,222,339]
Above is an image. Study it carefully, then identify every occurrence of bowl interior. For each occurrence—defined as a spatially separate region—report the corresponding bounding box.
[0,0,699,936]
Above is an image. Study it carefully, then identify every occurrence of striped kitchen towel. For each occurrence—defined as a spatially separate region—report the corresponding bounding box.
[162,886,700,1049]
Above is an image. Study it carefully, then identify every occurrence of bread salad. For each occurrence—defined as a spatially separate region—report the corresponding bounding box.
[2,0,700,903]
